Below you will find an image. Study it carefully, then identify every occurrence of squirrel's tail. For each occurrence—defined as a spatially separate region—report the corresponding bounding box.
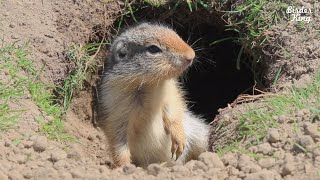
[179,111,210,163]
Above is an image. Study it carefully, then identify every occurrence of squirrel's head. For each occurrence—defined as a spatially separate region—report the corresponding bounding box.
[106,23,195,85]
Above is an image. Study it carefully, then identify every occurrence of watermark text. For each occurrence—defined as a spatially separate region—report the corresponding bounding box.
[286,6,312,23]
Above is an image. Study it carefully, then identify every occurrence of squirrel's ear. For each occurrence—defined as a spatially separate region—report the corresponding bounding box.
[114,40,127,60]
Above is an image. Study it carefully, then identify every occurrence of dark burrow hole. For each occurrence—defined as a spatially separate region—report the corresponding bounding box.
[109,4,261,123]
[180,25,255,122]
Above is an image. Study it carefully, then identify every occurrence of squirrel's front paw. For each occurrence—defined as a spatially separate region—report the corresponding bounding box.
[170,125,186,160]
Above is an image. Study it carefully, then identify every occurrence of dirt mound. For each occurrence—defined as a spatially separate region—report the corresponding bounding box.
[0,0,319,179]
[0,0,120,175]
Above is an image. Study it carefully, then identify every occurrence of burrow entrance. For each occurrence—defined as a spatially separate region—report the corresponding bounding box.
[110,4,261,123]
[175,23,255,121]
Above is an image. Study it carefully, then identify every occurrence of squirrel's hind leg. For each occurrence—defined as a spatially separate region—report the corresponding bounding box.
[178,111,209,163]
[102,120,132,167]
[110,142,131,168]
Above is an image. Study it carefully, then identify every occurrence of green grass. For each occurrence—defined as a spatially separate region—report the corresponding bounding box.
[0,39,107,142]
[57,42,108,111]
[0,43,31,130]
[238,69,320,145]
[0,42,74,141]
[216,146,274,160]
[217,0,290,84]
[223,0,289,47]
[215,69,319,155]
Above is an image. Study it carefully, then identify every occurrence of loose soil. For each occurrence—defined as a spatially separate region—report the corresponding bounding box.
[0,0,319,180]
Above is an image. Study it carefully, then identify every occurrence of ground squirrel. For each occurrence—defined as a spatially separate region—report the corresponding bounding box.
[97,23,209,167]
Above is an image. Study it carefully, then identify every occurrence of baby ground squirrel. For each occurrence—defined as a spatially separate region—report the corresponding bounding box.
[97,23,209,167]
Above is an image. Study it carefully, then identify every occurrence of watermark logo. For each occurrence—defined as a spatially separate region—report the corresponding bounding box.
[286,6,312,23]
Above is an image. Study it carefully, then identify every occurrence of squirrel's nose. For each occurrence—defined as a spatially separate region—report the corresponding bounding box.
[185,49,195,63]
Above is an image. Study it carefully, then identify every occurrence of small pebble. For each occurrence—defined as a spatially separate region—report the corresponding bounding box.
[16,154,27,164]
[273,150,285,159]
[198,152,225,168]
[222,152,238,167]
[32,136,48,152]
[171,165,189,173]
[22,169,33,179]
[244,170,275,180]
[284,153,295,163]
[123,164,136,174]
[67,150,81,161]
[3,12,9,16]
[17,143,24,149]
[258,158,276,169]
[99,166,110,174]
[304,123,320,139]
[87,135,94,141]
[53,160,67,170]
[193,161,208,171]
[282,163,295,176]
[266,128,280,143]
[257,143,273,155]
[18,22,26,26]
[9,23,15,28]
[299,135,315,147]
[11,35,20,39]
[296,110,304,117]
[100,144,106,150]
[58,171,73,179]
[70,168,85,179]
[4,140,11,147]
[248,146,258,153]
[96,134,102,140]
[278,115,287,123]
[23,141,34,148]
[227,166,239,176]
[50,150,67,162]
[147,164,162,176]
[44,33,54,38]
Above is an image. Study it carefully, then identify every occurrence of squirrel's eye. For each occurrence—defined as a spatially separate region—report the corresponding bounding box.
[118,52,126,58]
[147,45,162,54]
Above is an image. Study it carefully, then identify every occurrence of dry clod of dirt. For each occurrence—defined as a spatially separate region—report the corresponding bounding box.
[281,162,296,176]
[15,154,27,164]
[4,141,11,147]
[22,168,33,179]
[32,136,48,152]
[22,140,34,149]
[256,143,273,155]
[244,169,279,180]
[266,128,281,143]
[67,150,82,161]
[8,170,24,180]
[193,160,209,171]
[147,164,164,176]
[304,122,320,139]
[227,166,240,176]
[198,152,225,168]
[278,115,287,124]
[50,149,67,162]
[257,158,276,169]
[123,164,137,174]
[222,152,238,167]
[299,135,315,147]
[237,154,261,173]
